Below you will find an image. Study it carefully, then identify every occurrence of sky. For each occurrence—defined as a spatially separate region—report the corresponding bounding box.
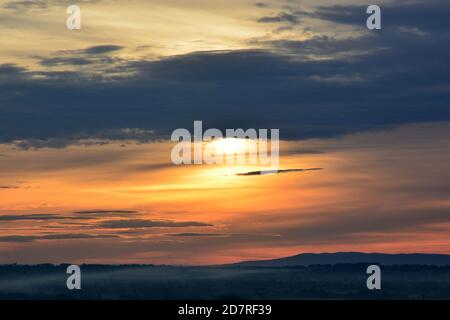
[0,0,449,264]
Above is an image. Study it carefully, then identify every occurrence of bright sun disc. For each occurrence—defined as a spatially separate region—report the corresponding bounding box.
[208,138,248,155]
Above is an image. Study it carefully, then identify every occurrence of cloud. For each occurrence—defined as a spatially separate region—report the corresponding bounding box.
[275,207,450,245]
[255,2,269,9]
[0,1,449,147]
[0,233,119,243]
[309,1,450,33]
[3,0,103,10]
[258,12,300,24]
[71,210,138,218]
[39,233,119,240]
[83,45,124,55]
[168,233,228,237]
[0,185,19,189]
[97,219,213,229]
[236,168,323,176]
[0,214,64,221]
[0,213,101,222]
[74,210,138,215]
[0,235,35,243]
[39,57,94,67]
[10,129,159,150]
[0,63,26,74]
[33,45,124,69]
[3,0,47,10]
[284,148,325,156]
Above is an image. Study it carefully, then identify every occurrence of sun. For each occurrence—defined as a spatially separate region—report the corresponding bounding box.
[208,138,248,155]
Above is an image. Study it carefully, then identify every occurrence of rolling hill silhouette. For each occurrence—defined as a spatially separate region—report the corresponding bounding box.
[232,252,450,267]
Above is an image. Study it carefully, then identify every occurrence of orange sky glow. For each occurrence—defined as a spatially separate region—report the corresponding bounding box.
[1,122,449,264]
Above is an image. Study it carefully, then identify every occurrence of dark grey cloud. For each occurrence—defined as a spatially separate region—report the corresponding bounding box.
[0,233,118,243]
[168,233,229,237]
[98,219,213,229]
[39,57,94,67]
[0,63,26,74]
[34,45,123,69]
[236,168,323,176]
[258,12,300,24]
[255,2,269,8]
[83,45,124,55]
[0,0,449,147]
[310,0,450,33]
[74,210,138,214]
[0,214,64,221]
[39,233,119,240]
[0,235,35,243]
[284,148,325,156]
[72,210,138,218]
[0,185,19,189]
[273,25,294,34]
[3,0,47,10]
[3,0,103,10]
[0,213,100,222]
[7,128,159,150]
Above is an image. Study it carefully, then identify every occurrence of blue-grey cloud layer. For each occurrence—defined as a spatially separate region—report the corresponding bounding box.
[0,0,449,147]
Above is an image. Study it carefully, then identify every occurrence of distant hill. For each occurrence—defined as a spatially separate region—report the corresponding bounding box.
[231,252,450,267]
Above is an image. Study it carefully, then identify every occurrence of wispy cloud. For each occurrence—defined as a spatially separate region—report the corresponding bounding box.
[74,210,138,214]
[0,213,101,222]
[83,45,123,55]
[168,233,228,237]
[236,168,323,176]
[0,233,119,243]
[34,44,124,69]
[0,214,64,221]
[258,11,300,24]
[97,219,213,229]
[73,210,138,217]
[3,0,47,10]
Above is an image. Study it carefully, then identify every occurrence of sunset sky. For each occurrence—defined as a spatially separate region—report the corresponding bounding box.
[0,0,449,265]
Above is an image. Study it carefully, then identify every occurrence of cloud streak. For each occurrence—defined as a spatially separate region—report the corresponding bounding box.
[97,219,213,229]
[0,214,65,221]
[258,12,300,24]
[168,233,229,237]
[236,168,323,176]
[0,233,119,243]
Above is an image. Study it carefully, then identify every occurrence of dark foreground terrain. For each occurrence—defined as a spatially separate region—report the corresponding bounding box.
[1,263,450,299]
